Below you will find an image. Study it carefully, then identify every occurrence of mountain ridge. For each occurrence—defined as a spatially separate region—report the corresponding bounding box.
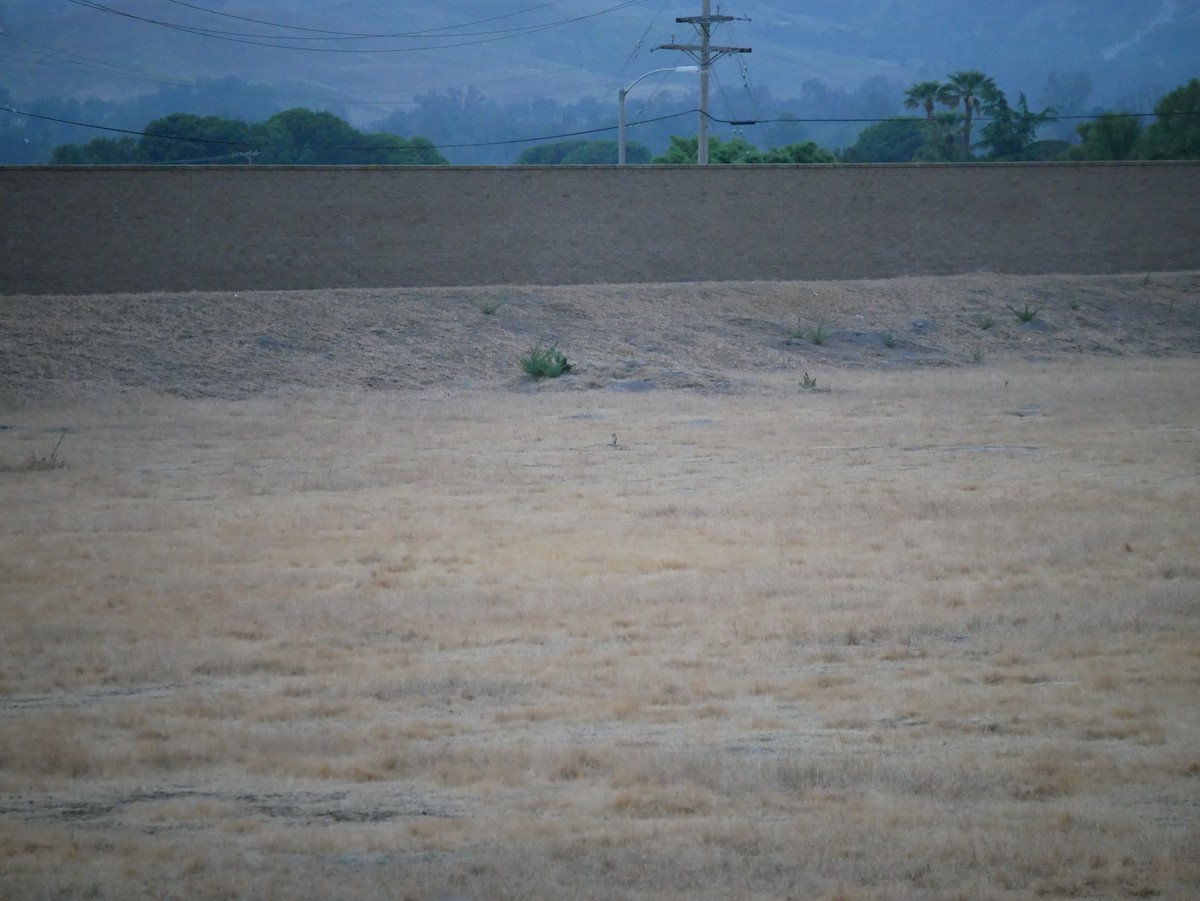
[2,1,1197,163]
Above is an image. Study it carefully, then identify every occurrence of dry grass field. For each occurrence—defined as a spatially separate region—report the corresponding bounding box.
[1,273,1199,899]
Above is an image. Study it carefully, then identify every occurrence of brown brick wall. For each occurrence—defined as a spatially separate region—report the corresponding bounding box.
[2,162,1197,295]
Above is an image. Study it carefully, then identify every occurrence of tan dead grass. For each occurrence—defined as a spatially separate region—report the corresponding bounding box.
[1,274,1199,899]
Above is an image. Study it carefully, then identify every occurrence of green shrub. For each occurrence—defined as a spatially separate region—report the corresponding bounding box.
[1008,303,1040,322]
[520,344,572,379]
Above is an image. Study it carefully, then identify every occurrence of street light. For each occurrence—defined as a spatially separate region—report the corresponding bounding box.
[618,65,700,165]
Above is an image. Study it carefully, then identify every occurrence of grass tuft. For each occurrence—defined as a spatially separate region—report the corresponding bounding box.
[476,297,507,315]
[975,313,996,330]
[0,430,68,473]
[790,321,831,345]
[1008,302,1041,322]
[520,344,572,379]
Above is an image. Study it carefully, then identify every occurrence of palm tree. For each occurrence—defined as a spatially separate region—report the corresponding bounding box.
[939,70,998,157]
[913,111,961,162]
[903,81,946,120]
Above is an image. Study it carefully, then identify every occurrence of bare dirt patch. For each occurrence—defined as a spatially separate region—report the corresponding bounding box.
[1,273,1198,899]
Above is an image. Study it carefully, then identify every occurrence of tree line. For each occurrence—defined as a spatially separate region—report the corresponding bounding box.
[841,75,1200,163]
[519,74,1198,164]
[49,108,447,165]
[515,136,834,165]
[41,76,1200,166]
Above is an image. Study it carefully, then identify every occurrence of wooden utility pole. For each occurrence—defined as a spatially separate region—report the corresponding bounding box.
[655,1,750,164]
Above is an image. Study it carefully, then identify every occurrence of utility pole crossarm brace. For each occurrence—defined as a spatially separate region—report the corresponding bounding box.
[655,45,753,58]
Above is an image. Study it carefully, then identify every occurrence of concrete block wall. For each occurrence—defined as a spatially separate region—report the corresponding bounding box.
[1,162,1198,295]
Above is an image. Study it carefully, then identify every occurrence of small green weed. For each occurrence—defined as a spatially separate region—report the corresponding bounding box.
[971,344,985,365]
[975,313,996,330]
[881,331,896,348]
[800,372,819,390]
[789,320,831,346]
[477,297,507,315]
[520,344,572,379]
[1008,302,1040,322]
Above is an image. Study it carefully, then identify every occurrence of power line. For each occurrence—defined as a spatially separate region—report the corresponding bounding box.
[2,105,698,154]
[1,23,648,113]
[6,105,1194,161]
[0,33,626,110]
[723,20,776,147]
[0,34,294,96]
[702,111,1191,124]
[158,0,580,38]
[63,0,654,52]
[615,0,673,84]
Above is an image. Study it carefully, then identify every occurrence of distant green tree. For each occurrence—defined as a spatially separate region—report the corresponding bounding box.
[1142,79,1200,159]
[1068,113,1143,160]
[400,135,447,165]
[760,141,836,163]
[653,135,714,164]
[913,111,960,162]
[354,132,446,165]
[51,108,447,165]
[517,141,585,164]
[976,90,1057,160]
[1021,140,1071,161]
[138,112,253,162]
[903,80,948,120]
[50,136,140,164]
[708,136,761,164]
[841,118,925,162]
[652,135,832,164]
[252,110,447,164]
[516,139,647,164]
[769,112,808,146]
[251,108,362,164]
[939,70,998,157]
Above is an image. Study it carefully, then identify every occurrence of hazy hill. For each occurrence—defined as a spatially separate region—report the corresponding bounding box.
[2,0,1196,161]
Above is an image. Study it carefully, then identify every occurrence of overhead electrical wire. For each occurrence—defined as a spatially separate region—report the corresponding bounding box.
[1,105,698,155]
[63,0,655,52]
[0,33,283,95]
[0,31,628,109]
[157,0,580,38]
[722,19,777,146]
[8,4,1194,162]
[614,0,672,84]
[6,104,1188,162]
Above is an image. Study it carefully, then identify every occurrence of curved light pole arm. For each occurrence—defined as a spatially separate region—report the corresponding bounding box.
[618,66,699,165]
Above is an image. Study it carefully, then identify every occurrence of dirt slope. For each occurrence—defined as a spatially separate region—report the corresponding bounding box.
[2,271,1198,401]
